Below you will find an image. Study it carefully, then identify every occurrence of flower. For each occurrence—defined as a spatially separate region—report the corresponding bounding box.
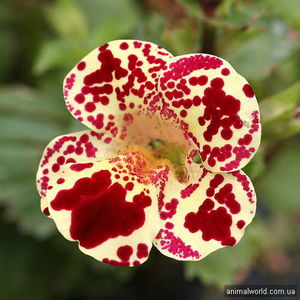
[36,40,261,267]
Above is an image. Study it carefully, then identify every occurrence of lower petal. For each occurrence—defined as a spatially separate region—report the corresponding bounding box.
[45,150,167,266]
[153,165,256,260]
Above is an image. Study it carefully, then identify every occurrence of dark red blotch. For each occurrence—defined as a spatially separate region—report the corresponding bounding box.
[184,198,236,246]
[51,170,151,249]
[201,78,241,142]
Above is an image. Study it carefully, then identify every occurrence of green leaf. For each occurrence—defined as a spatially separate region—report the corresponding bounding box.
[1,181,56,239]
[243,147,266,180]
[260,81,300,124]
[87,0,139,48]
[260,81,300,140]
[185,226,259,288]
[0,85,67,123]
[256,141,300,212]
[162,19,200,55]
[262,0,300,29]
[263,113,300,141]
[0,142,55,238]
[75,0,138,30]
[45,0,87,40]
[134,12,167,47]
[225,29,297,80]
[0,144,40,181]
[0,115,62,143]
[177,0,201,19]
[0,84,72,238]
[33,38,85,75]
[283,115,300,137]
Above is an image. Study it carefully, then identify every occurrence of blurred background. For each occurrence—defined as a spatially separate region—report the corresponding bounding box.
[0,0,300,299]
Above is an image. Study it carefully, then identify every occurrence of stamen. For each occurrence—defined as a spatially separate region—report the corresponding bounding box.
[119,144,171,174]
[192,152,202,164]
[151,142,187,182]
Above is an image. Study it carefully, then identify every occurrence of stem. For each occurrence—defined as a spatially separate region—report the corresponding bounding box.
[201,22,217,54]
[199,0,223,54]
[199,0,222,17]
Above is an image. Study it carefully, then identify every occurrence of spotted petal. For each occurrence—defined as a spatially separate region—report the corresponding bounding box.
[158,54,261,172]
[63,40,173,143]
[153,164,256,260]
[36,130,125,216]
[45,150,168,266]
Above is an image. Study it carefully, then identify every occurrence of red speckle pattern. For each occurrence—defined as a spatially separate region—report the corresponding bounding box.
[77,61,86,71]
[200,77,241,142]
[36,130,124,216]
[37,40,260,266]
[220,110,260,171]
[155,229,200,259]
[43,207,50,216]
[243,84,255,98]
[160,198,179,220]
[237,220,246,229]
[154,166,255,259]
[137,243,149,259]
[160,55,223,84]
[215,183,241,214]
[45,151,167,266]
[158,53,260,172]
[120,42,129,50]
[70,162,94,172]
[64,40,173,141]
[117,245,133,261]
[221,68,230,76]
[180,183,199,198]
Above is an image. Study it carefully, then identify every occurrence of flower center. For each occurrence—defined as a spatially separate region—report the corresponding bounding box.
[149,140,187,182]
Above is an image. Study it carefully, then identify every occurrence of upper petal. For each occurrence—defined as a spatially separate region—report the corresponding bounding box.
[63,40,173,140]
[45,150,168,266]
[157,54,261,172]
[153,164,256,260]
[36,130,125,216]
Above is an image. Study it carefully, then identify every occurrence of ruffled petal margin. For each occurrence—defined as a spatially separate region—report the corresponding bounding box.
[44,150,169,266]
[153,164,256,260]
[158,54,261,172]
[63,40,173,143]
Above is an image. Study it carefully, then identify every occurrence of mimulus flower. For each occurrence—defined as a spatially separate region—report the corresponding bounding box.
[36,40,261,267]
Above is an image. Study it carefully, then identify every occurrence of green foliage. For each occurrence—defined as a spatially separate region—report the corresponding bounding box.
[225,29,297,81]
[185,225,259,288]
[0,86,64,122]
[260,81,300,141]
[262,0,300,29]
[260,81,300,124]
[46,0,88,40]
[0,85,69,238]
[243,148,266,180]
[0,218,133,300]
[256,141,300,212]
[162,19,200,55]
[34,0,139,75]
